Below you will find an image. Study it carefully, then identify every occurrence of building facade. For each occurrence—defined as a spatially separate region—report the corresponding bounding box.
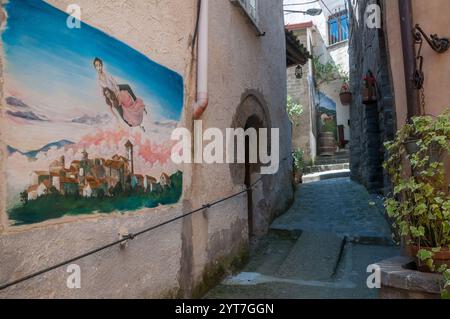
[285,0,351,162]
[0,0,294,298]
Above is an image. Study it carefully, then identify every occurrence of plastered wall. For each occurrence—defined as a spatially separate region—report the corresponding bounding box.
[385,0,450,127]
[0,0,293,298]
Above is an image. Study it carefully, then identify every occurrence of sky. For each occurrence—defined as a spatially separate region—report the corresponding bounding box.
[2,0,184,122]
[284,0,348,40]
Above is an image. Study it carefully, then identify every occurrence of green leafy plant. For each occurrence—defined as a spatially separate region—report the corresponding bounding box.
[443,269,450,299]
[383,111,450,298]
[312,55,348,85]
[286,96,303,127]
[293,149,305,172]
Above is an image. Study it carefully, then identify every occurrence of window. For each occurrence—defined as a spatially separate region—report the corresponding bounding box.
[234,0,258,22]
[230,0,262,35]
[246,0,257,22]
[328,10,348,45]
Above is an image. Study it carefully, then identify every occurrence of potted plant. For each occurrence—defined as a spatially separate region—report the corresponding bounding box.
[292,149,305,185]
[383,111,450,298]
[339,81,352,105]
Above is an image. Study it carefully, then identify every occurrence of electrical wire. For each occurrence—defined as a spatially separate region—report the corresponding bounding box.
[0,145,294,292]
[319,0,333,14]
[283,0,320,6]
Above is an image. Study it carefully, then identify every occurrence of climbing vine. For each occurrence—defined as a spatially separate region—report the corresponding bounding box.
[312,55,349,85]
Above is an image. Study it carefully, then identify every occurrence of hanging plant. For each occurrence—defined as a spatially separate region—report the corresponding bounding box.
[339,81,352,105]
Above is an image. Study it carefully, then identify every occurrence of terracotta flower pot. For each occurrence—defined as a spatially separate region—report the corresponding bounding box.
[339,92,352,105]
[409,245,450,273]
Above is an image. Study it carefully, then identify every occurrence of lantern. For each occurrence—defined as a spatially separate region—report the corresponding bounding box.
[295,65,303,79]
[362,70,377,104]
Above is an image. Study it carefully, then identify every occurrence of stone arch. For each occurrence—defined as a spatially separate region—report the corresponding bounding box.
[229,89,272,185]
[229,90,273,238]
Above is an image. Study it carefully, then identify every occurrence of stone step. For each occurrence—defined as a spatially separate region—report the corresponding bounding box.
[316,155,349,161]
[315,156,350,165]
[303,163,349,174]
[315,154,349,163]
[276,231,345,281]
[318,152,349,158]
[314,159,350,166]
[302,169,351,183]
[329,151,349,157]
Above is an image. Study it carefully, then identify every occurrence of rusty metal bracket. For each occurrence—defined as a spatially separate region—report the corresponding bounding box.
[413,24,449,54]
[411,24,449,90]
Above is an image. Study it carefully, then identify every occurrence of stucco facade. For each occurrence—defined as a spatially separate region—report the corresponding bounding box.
[383,0,450,185]
[0,0,293,298]
[384,0,450,126]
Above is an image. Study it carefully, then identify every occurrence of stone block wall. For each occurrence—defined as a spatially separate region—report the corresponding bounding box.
[287,29,313,162]
[348,0,397,194]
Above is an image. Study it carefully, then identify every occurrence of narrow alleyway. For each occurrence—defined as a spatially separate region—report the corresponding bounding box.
[205,178,400,299]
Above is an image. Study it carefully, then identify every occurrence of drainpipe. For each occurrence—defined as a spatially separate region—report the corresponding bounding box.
[193,0,209,119]
[399,0,420,119]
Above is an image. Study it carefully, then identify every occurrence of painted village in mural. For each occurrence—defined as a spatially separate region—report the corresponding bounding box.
[1,0,184,225]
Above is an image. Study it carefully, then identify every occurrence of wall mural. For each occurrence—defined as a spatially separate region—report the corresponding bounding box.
[1,0,184,226]
[315,90,337,139]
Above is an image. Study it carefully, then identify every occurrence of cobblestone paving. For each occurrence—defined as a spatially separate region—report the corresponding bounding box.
[205,178,400,299]
[271,178,393,243]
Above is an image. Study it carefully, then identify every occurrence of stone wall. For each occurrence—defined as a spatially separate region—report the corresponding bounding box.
[348,0,397,194]
[0,0,293,298]
[287,29,313,161]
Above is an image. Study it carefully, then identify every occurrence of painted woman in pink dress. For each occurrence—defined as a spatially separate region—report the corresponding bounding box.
[103,88,146,131]
[93,57,147,130]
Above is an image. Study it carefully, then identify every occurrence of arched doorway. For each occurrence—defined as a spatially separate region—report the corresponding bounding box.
[229,90,272,240]
[244,115,264,239]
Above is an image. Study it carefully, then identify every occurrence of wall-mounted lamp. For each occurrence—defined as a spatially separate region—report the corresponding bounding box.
[295,65,303,79]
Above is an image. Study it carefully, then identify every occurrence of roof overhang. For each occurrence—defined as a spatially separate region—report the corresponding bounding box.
[285,29,311,68]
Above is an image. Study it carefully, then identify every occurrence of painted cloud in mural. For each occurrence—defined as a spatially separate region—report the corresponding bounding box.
[1,0,184,225]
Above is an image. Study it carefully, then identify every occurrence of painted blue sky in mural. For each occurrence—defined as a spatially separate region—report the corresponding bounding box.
[2,0,183,122]
[315,91,336,111]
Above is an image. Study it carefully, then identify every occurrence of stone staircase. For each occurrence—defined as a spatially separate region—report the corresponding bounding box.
[302,149,350,183]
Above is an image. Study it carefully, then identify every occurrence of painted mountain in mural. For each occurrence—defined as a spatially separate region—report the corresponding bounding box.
[1,0,184,226]
[71,114,111,125]
[7,140,76,158]
[6,110,48,121]
[316,91,337,111]
[6,96,29,108]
